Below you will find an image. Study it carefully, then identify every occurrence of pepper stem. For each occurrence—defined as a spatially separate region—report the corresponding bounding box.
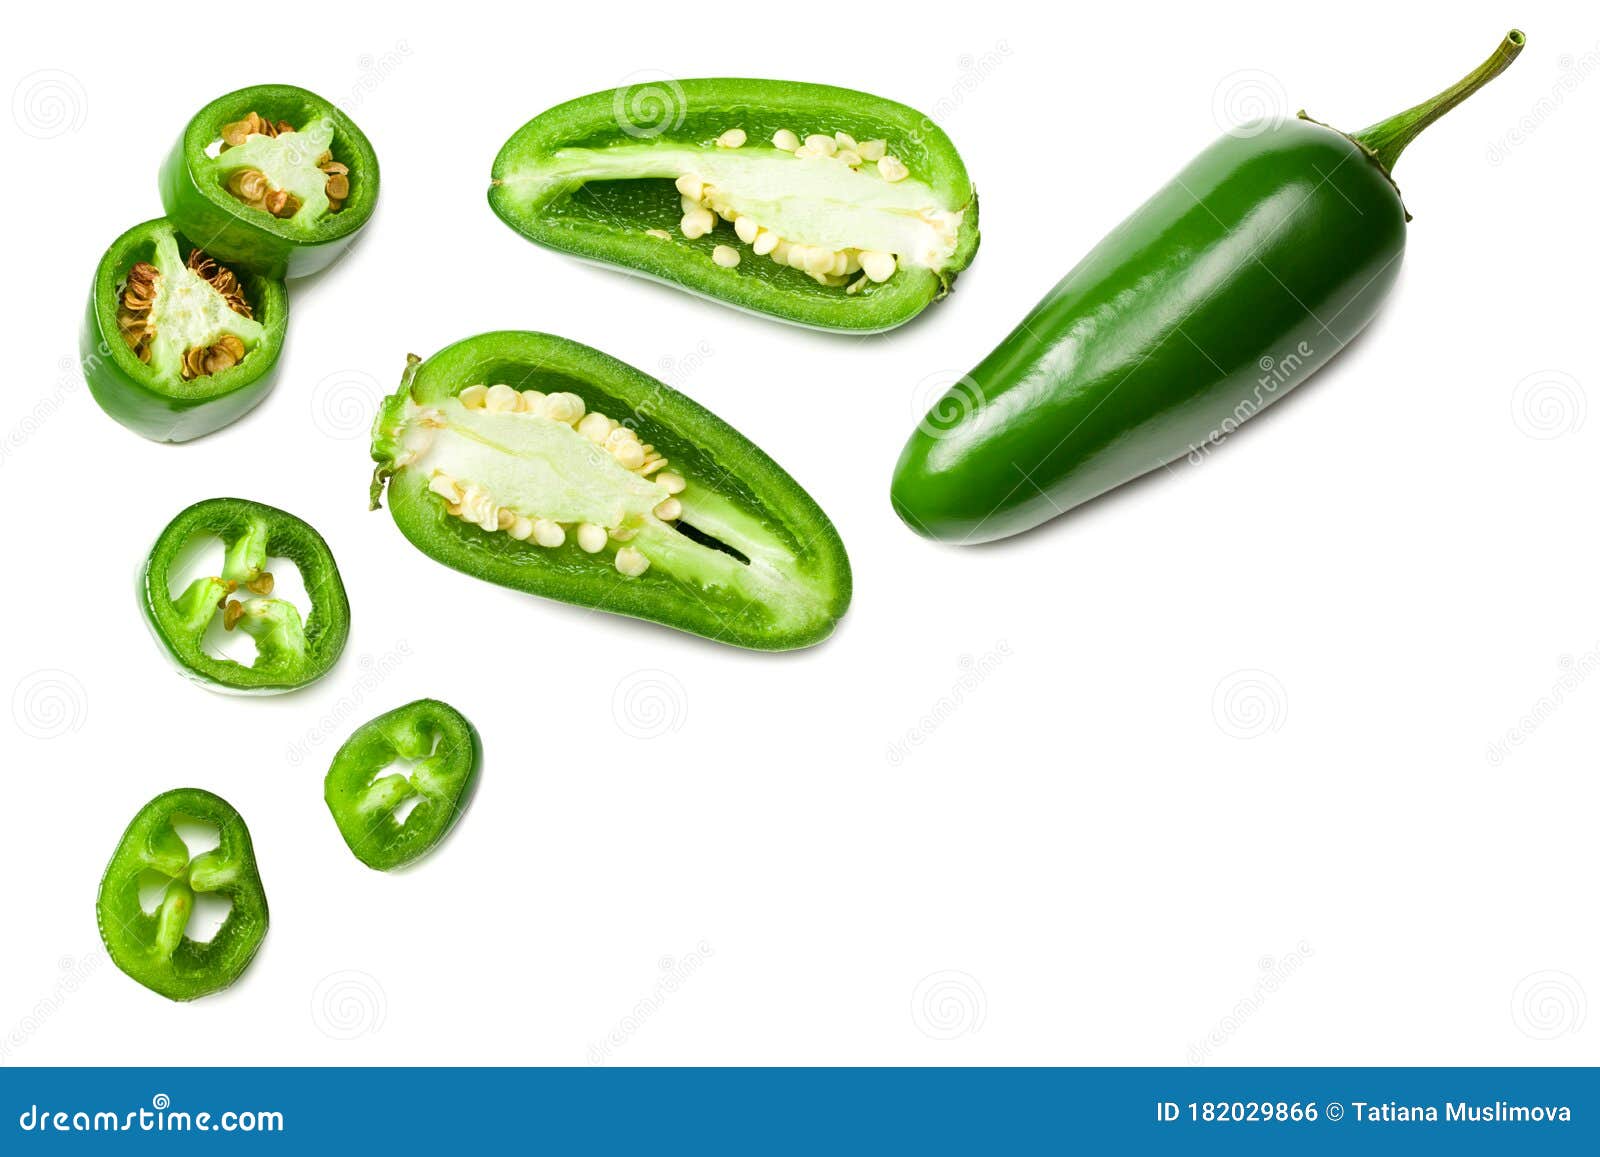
[1353,30,1525,173]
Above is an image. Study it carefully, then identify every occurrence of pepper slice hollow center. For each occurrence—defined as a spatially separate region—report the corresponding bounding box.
[168,517,308,671]
[389,384,831,618]
[501,129,964,292]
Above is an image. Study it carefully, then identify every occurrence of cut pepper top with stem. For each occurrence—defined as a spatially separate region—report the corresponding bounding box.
[490,79,979,331]
[371,331,852,649]
[140,498,350,693]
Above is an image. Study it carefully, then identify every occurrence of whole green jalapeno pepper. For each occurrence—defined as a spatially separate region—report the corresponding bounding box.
[97,788,269,1001]
[81,217,288,442]
[892,32,1525,543]
[159,84,379,279]
[325,699,482,871]
[369,331,852,649]
[489,80,978,332]
[140,497,351,693]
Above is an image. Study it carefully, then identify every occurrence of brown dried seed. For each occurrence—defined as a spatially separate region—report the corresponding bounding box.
[222,600,244,630]
[317,156,349,211]
[120,262,159,310]
[220,111,293,149]
[245,572,275,596]
[186,248,253,319]
[264,188,300,218]
[226,169,271,204]
[116,263,161,360]
[206,335,246,373]
[180,335,246,381]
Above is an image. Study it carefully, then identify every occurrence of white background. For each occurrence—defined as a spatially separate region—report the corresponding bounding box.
[1,0,1595,1067]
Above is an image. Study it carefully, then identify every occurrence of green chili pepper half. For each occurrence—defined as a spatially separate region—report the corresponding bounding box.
[325,699,482,871]
[489,79,978,332]
[370,331,852,649]
[81,218,288,442]
[140,498,351,693]
[892,32,1525,543]
[97,788,269,1001]
[159,84,379,279]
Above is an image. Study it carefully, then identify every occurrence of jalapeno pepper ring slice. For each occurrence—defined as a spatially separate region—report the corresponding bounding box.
[369,331,851,650]
[490,79,978,332]
[96,788,269,1001]
[81,217,288,443]
[140,497,351,693]
[159,84,379,279]
[325,699,482,871]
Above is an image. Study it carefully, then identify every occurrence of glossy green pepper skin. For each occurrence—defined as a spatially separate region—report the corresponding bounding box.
[370,332,851,649]
[140,498,351,694]
[96,788,268,1001]
[325,699,482,871]
[81,218,288,442]
[159,84,379,279]
[490,79,978,332]
[893,33,1525,543]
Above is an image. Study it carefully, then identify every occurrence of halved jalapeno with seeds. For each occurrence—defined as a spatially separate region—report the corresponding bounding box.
[369,332,852,650]
[159,84,379,279]
[489,80,979,332]
[81,218,287,443]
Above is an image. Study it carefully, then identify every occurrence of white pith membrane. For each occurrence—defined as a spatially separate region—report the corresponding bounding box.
[128,232,265,382]
[213,116,343,223]
[391,385,827,621]
[513,127,962,292]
